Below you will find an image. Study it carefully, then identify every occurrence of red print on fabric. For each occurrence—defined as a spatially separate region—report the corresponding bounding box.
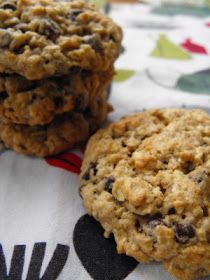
[180,39,208,55]
[205,22,210,27]
[45,152,82,174]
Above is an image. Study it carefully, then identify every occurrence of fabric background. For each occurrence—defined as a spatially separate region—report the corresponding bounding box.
[0,1,210,279]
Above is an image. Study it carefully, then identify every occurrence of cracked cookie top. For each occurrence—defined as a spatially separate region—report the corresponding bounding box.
[0,0,122,79]
[81,108,210,217]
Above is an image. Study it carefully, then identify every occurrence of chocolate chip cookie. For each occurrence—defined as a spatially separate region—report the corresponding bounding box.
[0,0,122,80]
[0,91,112,156]
[0,68,113,125]
[80,108,210,280]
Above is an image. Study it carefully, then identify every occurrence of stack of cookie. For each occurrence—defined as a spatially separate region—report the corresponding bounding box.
[0,0,122,156]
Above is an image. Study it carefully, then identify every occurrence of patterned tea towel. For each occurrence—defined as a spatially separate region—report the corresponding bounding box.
[0,2,210,280]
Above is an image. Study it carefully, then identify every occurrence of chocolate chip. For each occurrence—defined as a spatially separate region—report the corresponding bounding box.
[121,141,126,148]
[23,82,37,92]
[0,2,17,11]
[70,9,83,21]
[83,108,92,119]
[0,139,5,148]
[104,176,115,193]
[30,94,36,103]
[53,96,63,107]
[173,223,196,244]
[0,92,8,100]
[194,175,203,184]
[83,35,103,54]
[0,32,12,48]
[110,34,117,43]
[207,232,210,243]
[74,95,85,110]
[168,207,176,215]
[162,159,169,165]
[202,206,208,217]
[70,67,81,75]
[186,224,196,238]
[54,76,70,86]
[182,161,195,174]
[0,73,9,77]
[14,46,25,54]
[159,185,166,194]
[92,162,98,175]
[147,213,162,228]
[152,213,162,219]
[135,220,142,232]
[38,19,61,41]
[82,161,97,180]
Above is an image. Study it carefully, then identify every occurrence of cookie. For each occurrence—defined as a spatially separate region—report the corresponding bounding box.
[0,68,113,125]
[0,91,112,156]
[0,0,122,80]
[80,108,210,280]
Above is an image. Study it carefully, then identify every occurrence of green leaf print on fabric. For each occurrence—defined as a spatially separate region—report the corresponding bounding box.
[89,0,104,10]
[205,0,210,7]
[151,34,191,60]
[114,69,135,82]
[152,4,210,18]
[176,69,210,94]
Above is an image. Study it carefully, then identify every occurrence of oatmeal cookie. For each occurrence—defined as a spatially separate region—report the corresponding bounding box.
[80,108,210,280]
[0,0,122,80]
[0,91,112,156]
[0,68,113,125]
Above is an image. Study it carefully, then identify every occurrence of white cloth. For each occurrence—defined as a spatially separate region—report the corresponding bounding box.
[0,2,210,280]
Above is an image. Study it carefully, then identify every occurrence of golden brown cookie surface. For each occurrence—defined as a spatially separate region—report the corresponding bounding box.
[0,69,113,125]
[80,108,210,280]
[0,91,112,156]
[0,0,122,79]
